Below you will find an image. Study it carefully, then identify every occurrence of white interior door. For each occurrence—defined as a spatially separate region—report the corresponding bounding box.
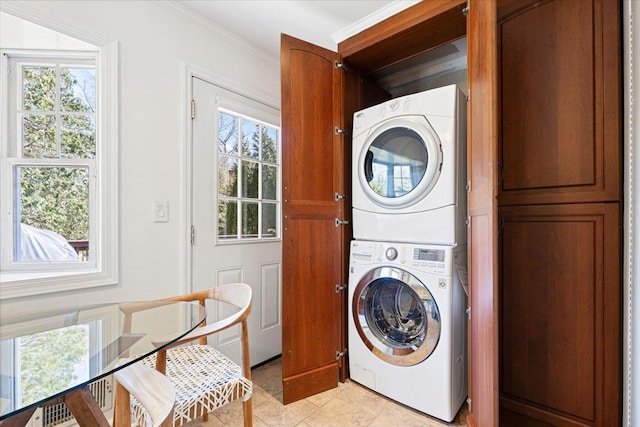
[191,76,282,366]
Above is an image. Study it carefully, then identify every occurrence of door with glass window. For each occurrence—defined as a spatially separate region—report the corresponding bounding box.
[191,77,282,366]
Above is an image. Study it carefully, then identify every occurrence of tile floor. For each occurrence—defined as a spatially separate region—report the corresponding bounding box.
[186,357,468,427]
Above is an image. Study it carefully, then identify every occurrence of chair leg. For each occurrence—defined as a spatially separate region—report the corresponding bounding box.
[243,397,253,427]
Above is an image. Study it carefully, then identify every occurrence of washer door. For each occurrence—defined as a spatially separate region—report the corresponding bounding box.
[358,117,442,208]
[353,266,441,366]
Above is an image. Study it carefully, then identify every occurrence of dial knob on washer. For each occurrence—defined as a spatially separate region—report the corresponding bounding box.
[385,247,398,261]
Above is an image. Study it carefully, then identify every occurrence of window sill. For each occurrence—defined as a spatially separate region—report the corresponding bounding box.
[0,269,117,300]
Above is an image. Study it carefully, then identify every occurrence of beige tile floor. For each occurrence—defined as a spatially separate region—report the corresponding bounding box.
[185,357,468,427]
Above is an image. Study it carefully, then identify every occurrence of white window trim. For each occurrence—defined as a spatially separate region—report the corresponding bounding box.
[0,3,118,299]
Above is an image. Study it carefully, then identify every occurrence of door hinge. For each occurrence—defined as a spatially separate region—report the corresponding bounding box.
[466,397,472,413]
[335,218,349,227]
[466,180,471,192]
[335,284,346,293]
[334,61,349,72]
[191,100,196,119]
[335,127,348,136]
[336,349,348,360]
[190,225,195,245]
[462,0,469,16]
[334,192,347,201]
[466,307,471,319]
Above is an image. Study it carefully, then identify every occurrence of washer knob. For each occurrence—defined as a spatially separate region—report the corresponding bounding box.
[385,247,398,261]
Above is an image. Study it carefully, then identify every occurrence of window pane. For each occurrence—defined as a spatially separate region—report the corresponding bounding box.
[242,160,259,199]
[61,67,96,113]
[218,155,238,197]
[15,166,89,262]
[262,164,278,200]
[262,203,278,238]
[218,112,238,155]
[241,120,259,160]
[262,125,278,163]
[22,66,56,111]
[19,325,89,406]
[218,200,238,240]
[22,114,56,158]
[242,202,258,238]
[61,115,96,159]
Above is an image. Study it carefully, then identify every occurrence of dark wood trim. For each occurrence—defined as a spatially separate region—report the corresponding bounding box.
[338,0,466,75]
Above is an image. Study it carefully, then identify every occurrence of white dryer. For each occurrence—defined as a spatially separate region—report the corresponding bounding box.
[348,239,467,422]
[352,85,466,245]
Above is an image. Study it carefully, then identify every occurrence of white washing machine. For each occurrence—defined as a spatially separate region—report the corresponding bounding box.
[348,239,467,422]
[352,85,466,245]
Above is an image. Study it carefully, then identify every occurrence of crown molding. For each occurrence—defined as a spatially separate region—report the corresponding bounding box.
[331,0,421,45]
[153,1,279,67]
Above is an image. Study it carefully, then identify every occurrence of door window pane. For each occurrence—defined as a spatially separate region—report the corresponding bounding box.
[218,156,238,197]
[241,120,259,160]
[262,165,278,200]
[218,200,238,239]
[241,202,258,238]
[262,126,278,163]
[218,112,238,155]
[262,203,277,238]
[241,160,259,198]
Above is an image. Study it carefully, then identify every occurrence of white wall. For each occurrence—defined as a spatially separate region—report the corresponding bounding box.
[0,1,280,312]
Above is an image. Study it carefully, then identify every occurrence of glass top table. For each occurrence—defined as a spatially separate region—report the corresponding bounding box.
[0,300,206,425]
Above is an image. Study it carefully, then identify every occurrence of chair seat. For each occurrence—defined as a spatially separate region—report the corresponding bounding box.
[136,345,252,426]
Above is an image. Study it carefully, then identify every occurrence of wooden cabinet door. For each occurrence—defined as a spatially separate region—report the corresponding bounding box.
[467,1,500,426]
[497,0,621,206]
[499,203,621,426]
[280,34,347,404]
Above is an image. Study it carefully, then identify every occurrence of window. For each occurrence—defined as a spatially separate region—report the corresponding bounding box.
[0,10,118,298]
[3,55,96,270]
[217,109,280,241]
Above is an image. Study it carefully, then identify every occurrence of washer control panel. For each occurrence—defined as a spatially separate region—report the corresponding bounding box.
[350,241,452,275]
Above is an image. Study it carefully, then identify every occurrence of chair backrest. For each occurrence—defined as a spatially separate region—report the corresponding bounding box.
[156,283,253,379]
[113,362,175,427]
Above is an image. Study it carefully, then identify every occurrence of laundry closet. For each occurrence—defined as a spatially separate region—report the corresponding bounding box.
[280,1,621,426]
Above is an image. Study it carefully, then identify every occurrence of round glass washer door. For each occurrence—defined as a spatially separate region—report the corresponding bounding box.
[358,117,442,208]
[353,266,441,366]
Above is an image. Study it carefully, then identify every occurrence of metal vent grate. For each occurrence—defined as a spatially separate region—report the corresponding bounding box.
[32,376,113,427]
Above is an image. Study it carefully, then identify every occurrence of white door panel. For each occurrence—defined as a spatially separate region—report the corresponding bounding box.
[191,76,282,366]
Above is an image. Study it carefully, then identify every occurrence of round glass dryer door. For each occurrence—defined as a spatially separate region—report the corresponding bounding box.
[353,266,441,366]
[359,117,442,208]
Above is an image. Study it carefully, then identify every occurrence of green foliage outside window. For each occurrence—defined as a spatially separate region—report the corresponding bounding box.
[18,65,95,242]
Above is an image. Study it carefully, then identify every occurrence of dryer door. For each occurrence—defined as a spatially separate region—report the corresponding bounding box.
[358,117,442,208]
[353,266,441,366]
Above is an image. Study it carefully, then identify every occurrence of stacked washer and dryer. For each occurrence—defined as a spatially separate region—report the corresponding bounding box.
[348,85,468,422]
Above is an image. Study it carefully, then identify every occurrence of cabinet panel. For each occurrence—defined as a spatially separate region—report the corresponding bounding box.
[498,0,620,205]
[281,34,346,404]
[499,203,620,426]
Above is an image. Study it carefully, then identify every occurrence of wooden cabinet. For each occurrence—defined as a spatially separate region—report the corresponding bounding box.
[497,1,622,425]
[280,0,621,426]
[499,203,620,426]
[498,0,621,206]
[280,35,348,404]
[280,1,498,425]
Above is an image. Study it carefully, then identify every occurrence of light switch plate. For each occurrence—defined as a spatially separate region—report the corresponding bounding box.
[153,200,169,222]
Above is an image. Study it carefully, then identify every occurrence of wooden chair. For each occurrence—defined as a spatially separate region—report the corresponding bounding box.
[113,361,175,427]
[128,284,253,427]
